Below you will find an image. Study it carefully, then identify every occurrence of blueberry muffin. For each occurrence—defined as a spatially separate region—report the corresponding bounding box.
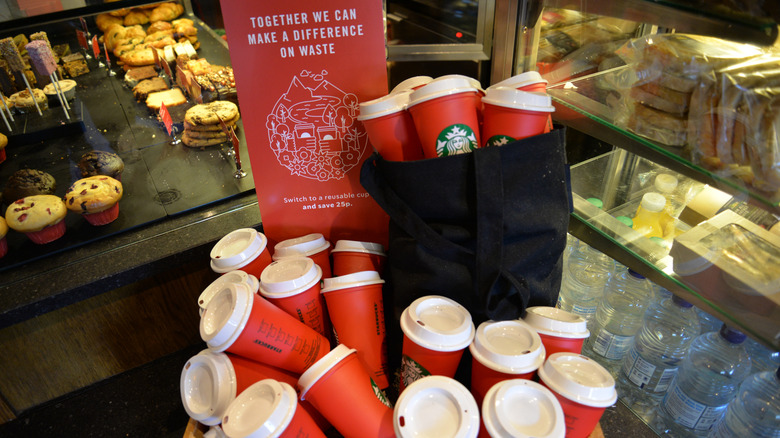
[3,169,56,206]
[77,151,125,180]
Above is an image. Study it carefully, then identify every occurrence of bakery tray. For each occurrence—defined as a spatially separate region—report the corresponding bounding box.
[0,16,254,274]
[1,98,85,144]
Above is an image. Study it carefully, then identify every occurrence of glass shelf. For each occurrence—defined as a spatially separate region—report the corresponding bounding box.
[569,150,780,350]
[547,67,780,213]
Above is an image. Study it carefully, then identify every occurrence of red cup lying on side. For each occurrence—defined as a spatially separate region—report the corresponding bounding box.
[523,306,590,358]
[298,344,395,438]
[258,257,330,339]
[198,270,259,316]
[221,379,325,438]
[481,88,555,147]
[273,233,332,278]
[394,375,480,438]
[537,353,617,438]
[199,282,330,374]
[331,239,386,276]
[210,228,272,279]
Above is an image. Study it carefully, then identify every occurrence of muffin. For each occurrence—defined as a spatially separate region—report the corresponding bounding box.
[0,216,7,258]
[64,176,123,225]
[5,195,67,244]
[10,88,48,113]
[77,151,125,180]
[0,132,6,164]
[43,79,77,102]
[3,169,56,205]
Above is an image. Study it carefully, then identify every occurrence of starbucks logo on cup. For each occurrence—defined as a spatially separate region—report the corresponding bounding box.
[401,354,431,388]
[436,124,478,157]
[486,134,515,147]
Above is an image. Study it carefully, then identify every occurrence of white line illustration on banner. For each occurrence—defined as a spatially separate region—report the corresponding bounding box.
[266,69,366,181]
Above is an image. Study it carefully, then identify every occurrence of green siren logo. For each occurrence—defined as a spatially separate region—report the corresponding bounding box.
[401,354,431,389]
[436,124,478,156]
[486,134,515,147]
[371,378,393,408]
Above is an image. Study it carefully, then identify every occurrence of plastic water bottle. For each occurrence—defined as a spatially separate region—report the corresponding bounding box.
[744,337,780,374]
[695,307,723,335]
[616,295,700,422]
[582,265,655,376]
[655,324,752,437]
[710,368,780,438]
[556,242,615,323]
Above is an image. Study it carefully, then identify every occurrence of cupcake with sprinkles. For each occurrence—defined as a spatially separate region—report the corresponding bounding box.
[5,195,68,244]
[64,176,123,225]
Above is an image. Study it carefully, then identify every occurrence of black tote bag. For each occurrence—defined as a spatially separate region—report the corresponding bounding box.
[360,128,572,332]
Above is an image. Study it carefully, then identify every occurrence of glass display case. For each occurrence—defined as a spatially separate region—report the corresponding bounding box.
[498,0,780,350]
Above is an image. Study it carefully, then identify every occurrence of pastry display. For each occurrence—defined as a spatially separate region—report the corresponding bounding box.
[132,76,169,101]
[182,100,240,147]
[64,176,123,226]
[9,88,47,113]
[145,87,186,110]
[5,195,67,244]
[0,216,7,258]
[78,151,125,180]
[3,169,56,205]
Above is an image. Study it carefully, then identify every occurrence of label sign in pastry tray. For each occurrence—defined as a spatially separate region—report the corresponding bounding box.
[220,0,389,246]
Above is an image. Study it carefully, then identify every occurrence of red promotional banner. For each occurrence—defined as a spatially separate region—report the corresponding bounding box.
[220,0,389,246]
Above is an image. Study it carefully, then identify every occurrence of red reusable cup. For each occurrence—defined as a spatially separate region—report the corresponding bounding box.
[210,228,273,279]
[480,88,555,147]
[273,233,332,278]
[258,257,330,339]
[330,239,386,276]
[358,91,424,162]
[523,306,590,359]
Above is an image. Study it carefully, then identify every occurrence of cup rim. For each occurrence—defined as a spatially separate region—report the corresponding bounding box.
[482,379,565,438]
[321,270,385,293]
[221,379,297,437]
[298,344,357,400]
[258,257,322,298]
[482,88,555,112]
[394,375,480,438]
[537,353,617,407]
[400,295,475,351]
[407,77,479,108]
[179,349,238,426]
[200,282,255,352]
[487,71,548,91]
[358,91,412,121]
[273,233,331,260]
[331,239,386,256]
[469,320,545,373]
[210,229,267,269]
[390,76,433,94]
[523,306,590,339]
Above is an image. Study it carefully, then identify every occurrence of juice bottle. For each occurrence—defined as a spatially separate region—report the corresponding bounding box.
[632,192,666,239]
[653,174,678,236]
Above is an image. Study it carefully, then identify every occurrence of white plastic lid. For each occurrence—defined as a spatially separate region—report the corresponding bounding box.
[468,320,545,374]
[434,74,483,94]
[394,375,480,438]
[273,234,331,260]
[522,307,589,339]
[536,353,617,408]
[199,271,259,313]
[407,77,479,108]
[321,270,385,293]
[482,379,565,438]
[204,426,228,438]
[258,257,322,299]
[298,344,356,400]
[654,174,679,194]
[640,192,666,213]
[221,379,298,438]
[481,88,555,113]
[400,295,475,352]
[487,71,548,91]
[211,229,268,270]
[331,239,386,256]
[391,76,433,94]
[358,91,412,121]
[180,349,238,426]
[200,283,255,352]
